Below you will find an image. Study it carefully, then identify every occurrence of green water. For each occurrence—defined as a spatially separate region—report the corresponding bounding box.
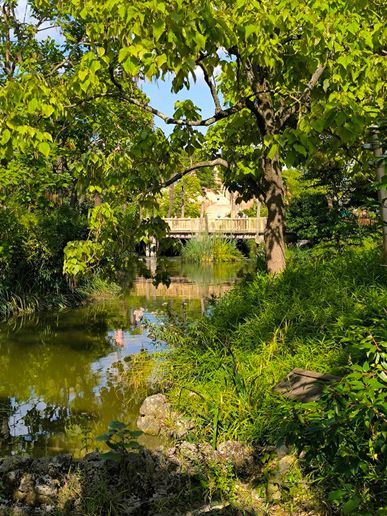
[0,259,248,457]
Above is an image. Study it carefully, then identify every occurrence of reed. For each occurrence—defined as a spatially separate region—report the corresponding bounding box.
[181,234,243,263]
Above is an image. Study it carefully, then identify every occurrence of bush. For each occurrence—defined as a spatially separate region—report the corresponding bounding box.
[286,191,375,247]
[0,204,88,318]
[288,318,387,513]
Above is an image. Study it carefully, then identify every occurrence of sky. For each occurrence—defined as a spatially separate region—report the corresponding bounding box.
[141,74,215,136]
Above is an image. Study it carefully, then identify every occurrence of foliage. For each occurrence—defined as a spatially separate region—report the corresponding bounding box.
[1,0,385,273]
[286,149,380,246]
[96,420,143,462]
[181,235,243,263]
[289,320,387,513]
[158,243,387,512]
[158,175,202,218]
[286,191,369,245]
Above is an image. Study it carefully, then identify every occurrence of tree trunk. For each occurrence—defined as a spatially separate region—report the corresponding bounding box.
[263,155,286,274]
[168,184,174,218]
[180,178,185,218]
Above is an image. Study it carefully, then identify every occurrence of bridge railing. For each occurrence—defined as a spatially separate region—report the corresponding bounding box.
[163,217,266,235]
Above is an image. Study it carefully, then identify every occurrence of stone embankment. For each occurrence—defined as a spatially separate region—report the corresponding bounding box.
[0,394,319,515]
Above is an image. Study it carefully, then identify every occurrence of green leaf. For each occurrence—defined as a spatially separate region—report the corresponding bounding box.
[342,497,361,514]
[153,20,165,41]
[118,47,131,63]
[108,420,127,430]
[124,441,142,449]
[95,432,113,442]
[294,144,307,157]
[245,24,256,40]
[100,451,121,462]
[267,143,279,160]
[129,430,143,438]
[42,104,55,118]
[122,57,140,76]
[78,69,88,82]
[0,129,11,145]
[38,142,50,158]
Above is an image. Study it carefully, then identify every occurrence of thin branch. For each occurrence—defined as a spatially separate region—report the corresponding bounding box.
[36,25,59,32]
[109,64,244,126]
[279,62,326,127]
[66,92,118,108]
[160,158,229,189]
[197,62,222,114]
[122,92,242,126]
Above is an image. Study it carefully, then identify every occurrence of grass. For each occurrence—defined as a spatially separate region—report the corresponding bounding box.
[181,234,243,263]
[157,241,387,510]
[0,275,121,320]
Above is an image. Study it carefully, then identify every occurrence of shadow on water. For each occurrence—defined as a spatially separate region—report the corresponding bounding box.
[0,258,252,458]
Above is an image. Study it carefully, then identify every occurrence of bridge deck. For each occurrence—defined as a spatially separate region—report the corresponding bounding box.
[163,217,266,239]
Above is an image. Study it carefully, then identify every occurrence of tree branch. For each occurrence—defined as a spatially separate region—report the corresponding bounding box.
[197,62,222,114]
[109,64,243,126]
[160,158,229,189]
[279,62,326,127]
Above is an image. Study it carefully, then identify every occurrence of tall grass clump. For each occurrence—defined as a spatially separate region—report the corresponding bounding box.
[159,242,387,513]
[0,275,121,321]
[181,234,243,263]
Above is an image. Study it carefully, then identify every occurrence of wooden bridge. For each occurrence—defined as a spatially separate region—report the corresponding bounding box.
[163,217,266,240]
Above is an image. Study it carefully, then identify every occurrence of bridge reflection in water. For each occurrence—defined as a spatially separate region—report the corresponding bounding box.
[133,276,233,302]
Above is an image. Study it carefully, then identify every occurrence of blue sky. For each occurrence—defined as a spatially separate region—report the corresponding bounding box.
[141,74,215,136]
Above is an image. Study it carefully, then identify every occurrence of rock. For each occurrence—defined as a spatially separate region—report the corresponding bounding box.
[217,441,255,476]
[137,394,170,435]
[137,393,194,438]
[267,482,282,501]
[139,393,170,419]
[266,447,298,502]
[137,414,163,436]
[275,445,290,459]
[14,473,36,506]
[278,455,296,475]
[35,477,58,504]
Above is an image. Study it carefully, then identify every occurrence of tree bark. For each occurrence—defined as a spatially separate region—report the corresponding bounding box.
[262,155,286,274]
[168,184,174,218]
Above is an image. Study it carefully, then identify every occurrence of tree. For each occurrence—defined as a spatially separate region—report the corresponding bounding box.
[57,0,385,273]
[1,0,386,274]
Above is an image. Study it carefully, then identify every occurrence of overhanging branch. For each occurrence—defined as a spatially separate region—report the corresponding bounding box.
[109,64,245,127]
[160,158,229,189]
[197,61,222,114]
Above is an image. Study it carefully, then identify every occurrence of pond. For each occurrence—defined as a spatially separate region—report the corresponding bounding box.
[0,259,250,458]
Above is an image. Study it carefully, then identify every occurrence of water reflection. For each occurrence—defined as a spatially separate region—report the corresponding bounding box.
[0,259,250,457]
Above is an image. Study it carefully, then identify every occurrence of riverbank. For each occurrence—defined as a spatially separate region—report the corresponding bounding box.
[158,243,387,514]
[0,276,121,321]
[1,245,386,513]
[0,434,323,515]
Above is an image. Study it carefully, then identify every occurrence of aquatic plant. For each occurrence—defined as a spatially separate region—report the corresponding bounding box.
[181,235,243,263]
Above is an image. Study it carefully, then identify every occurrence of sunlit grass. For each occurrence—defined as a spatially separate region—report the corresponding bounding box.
[182,234,243,263]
